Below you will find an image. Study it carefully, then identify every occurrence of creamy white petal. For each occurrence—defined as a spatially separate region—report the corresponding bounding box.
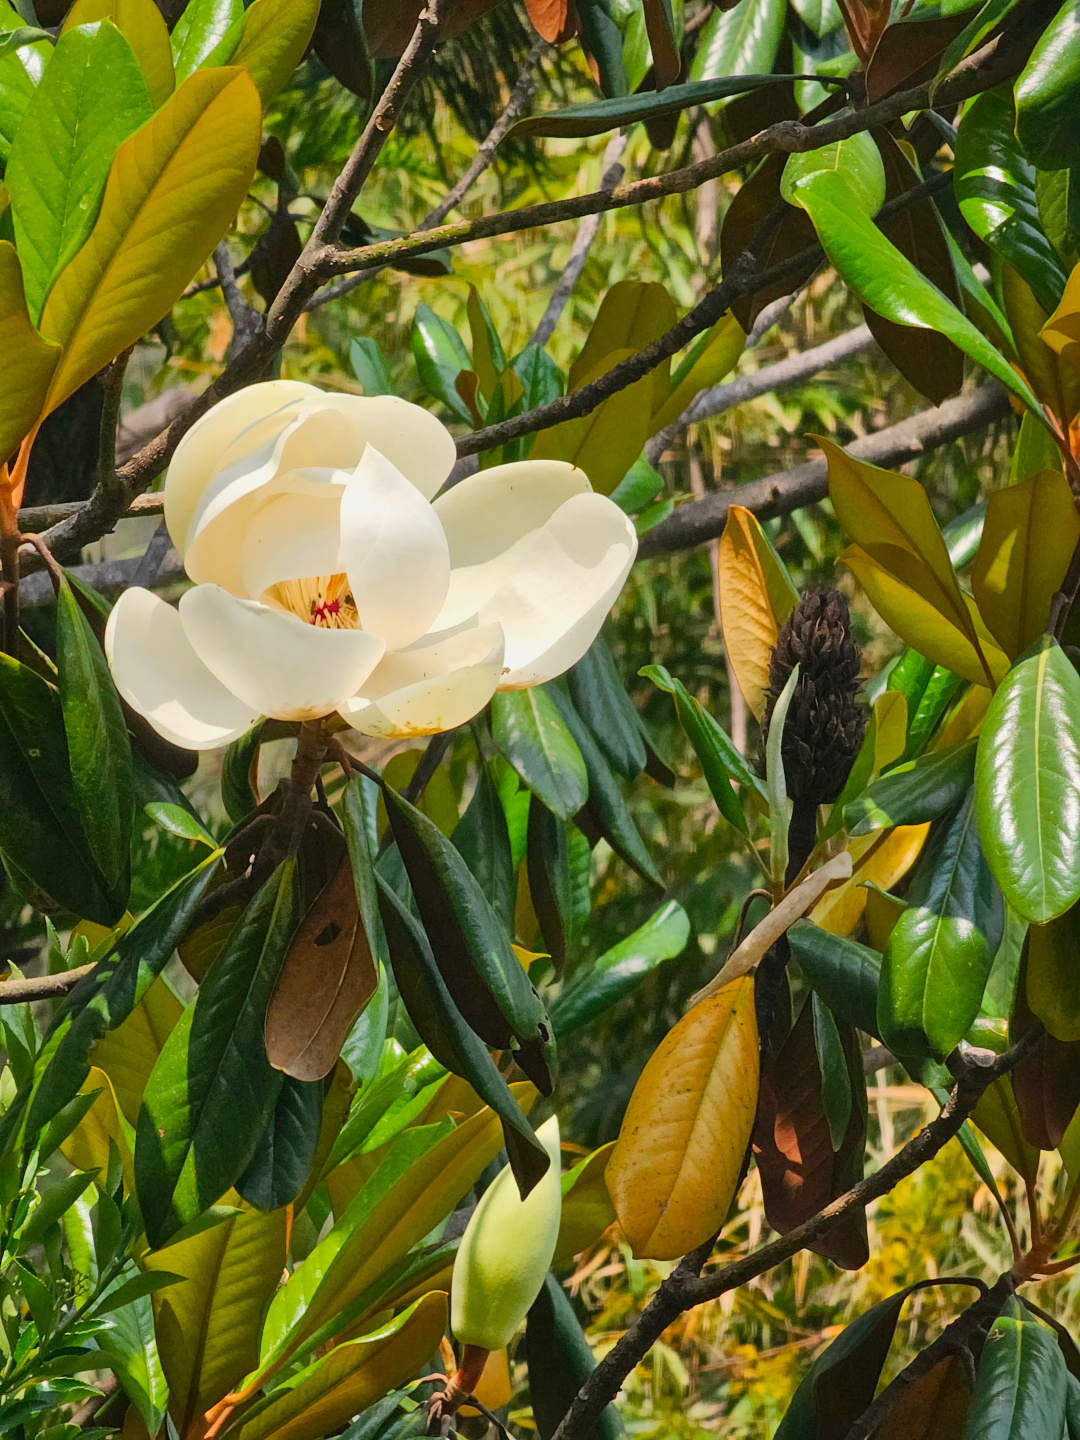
[315,393,457,499]
[340,624,505,738]
[480,493,637,687]
[432,459,591,568]
[104,587,260,751]
[163,380,321,555]
[183,407,359,588]
[179,585,385,723]
[237,491,344,601]
[339,447,451,650]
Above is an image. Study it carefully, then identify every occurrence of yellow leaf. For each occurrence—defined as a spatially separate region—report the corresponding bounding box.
[0,242,60,464]
[60,1065,135,1188]
[1002,265,1080,426]
[971,1079,1039,1183]
[1041,260,1080,374]
[552,1141,615,1268]
[607,978,758,1261]
[823,437,1001,683]
[649,310,746,435]
[568,280,677,393]
[932,684,992,751]
[63,0,174,106]
[811,825,930,937]
[461,1347,512,1417]
[377,749,459,836]
[872,691,907,774]
[531,345,656,495]
[863,884,905,952]
[230,0,321,104]
[263,1092,534,1368]
[145,1195,288,1436]
[841,546,1009,688]
[717,504,799,720]
[39,67,261,417]
[90,975,183,1126]
[232,1294,448,1440]
[972,469,1080,659]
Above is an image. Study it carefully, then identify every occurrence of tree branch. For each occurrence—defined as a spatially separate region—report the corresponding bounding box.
[0,964,96,1003]
[638,383,1012,558]
[550,1031,1042,1440]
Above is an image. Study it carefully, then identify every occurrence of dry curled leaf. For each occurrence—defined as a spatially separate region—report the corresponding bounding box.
[265,856,377,1082]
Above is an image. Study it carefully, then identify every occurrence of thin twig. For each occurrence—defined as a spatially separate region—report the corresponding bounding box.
[0,964,97,1004]
[215,242,261,362]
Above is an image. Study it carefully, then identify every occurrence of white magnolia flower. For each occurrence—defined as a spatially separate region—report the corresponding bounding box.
[105,381,637,748]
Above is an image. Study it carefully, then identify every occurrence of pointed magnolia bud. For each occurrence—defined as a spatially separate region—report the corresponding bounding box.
[450,1115,562,1352]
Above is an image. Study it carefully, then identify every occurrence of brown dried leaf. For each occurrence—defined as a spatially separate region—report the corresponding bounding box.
[265,857,377,1082]
[865,11,975,103]
[874,1354,972,1439]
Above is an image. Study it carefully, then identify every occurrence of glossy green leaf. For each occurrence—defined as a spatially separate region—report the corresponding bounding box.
[350,336,393,397]
[567,636,646,782]
[782,133,885,219]
[0,650,125,925]
[811,993,851,1151]
[954,86,1067,313]
[551,901,690,1039]
[691,0,786,83]
[340,774,391,974]
[514,73,801,139]
[791,169,1044,417]
[170,0,242,81]
[1015,0,1080,172]
[788,921,882,1039]
[576,0,628,98]
[103,1284,168,1434]
[962,1298,1067,1439]
[383,783,554,1092]
[6,20,152,323]
[220,721,264,824]
[135,860,300,1246]
[844,741,977,836]
[451,763,516,935]
[975,637,1080,923]
[490,687,588,822]
[62,0,173,104]
[411,302,473,424]
[879,792,1003,1060]
[0,26,50,169]
[547,684,663,892]
[236,1075,322,1212]
[526,1273,625,1440]
[55,576,134,888]
[375,876,549,1198]
[526,798,573,967]
[643,662,765,813]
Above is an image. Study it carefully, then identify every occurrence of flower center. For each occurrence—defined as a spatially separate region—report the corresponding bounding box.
[267,574,359,630]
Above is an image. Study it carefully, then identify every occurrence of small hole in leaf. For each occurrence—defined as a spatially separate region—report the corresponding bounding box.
[315,921,343,947]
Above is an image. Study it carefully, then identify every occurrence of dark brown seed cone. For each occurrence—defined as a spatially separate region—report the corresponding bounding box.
[759,589,866,809]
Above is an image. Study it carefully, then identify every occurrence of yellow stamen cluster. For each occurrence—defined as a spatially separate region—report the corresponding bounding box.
[266,574,359,629]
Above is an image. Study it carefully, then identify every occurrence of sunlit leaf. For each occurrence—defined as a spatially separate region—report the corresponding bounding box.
[717,504,799,719]
[0,241,59,467]
[62,0,174,106]
[228,0,319,103]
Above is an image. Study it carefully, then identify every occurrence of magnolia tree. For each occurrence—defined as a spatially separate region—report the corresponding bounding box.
[0,0,1079,1437]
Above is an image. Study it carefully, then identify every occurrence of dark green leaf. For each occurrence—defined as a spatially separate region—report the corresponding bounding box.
[236,1074,322,1211]
[0,651,126,925]
[513,74,804,139]
[902,667,964,762]
[788,921,882,1039]
[311,0,372,101]
[382,783,554,1092]
[491,687,588,822]
[844,740,977,836]
[812,993,851,1151]
[975,636,1080,923]
[567,636,646,781]
[526,798,573,968]
[55,576,133,888]
[954,86,1067,313]
[135,860,300,1246]
[220,721,264,824]
[642,662,765,811]
[452,763,516,935]
[350,336,393,397]
[411,303,473,424]
[376,876,549,1197]
[879,792,1003,1060]
[5,20,151,321]
[526,1273,625,1440]
[576,0,629,98]
[548,684,663,892]
[1015,0,1080,172]
[962,1298,1067,1439]
[340,774,391,972]
[550,900,690,1039]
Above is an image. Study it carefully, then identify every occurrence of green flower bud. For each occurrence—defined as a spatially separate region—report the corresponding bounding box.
[450,1115,562,1351]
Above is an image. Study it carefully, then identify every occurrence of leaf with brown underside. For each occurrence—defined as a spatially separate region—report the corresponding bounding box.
[720,153,818,331]
[525,0,576,43]
[865,12,976,103]
[1012,955,1080,1150]
[873,1354,972,1439]
[265,857,378,1082]
[753,1001,868,1269]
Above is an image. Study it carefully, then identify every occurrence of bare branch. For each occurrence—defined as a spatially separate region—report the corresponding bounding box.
[214,241,261,361]
[0,964,96,1003]
[645,323,874,464]
[638,384,1012,558]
